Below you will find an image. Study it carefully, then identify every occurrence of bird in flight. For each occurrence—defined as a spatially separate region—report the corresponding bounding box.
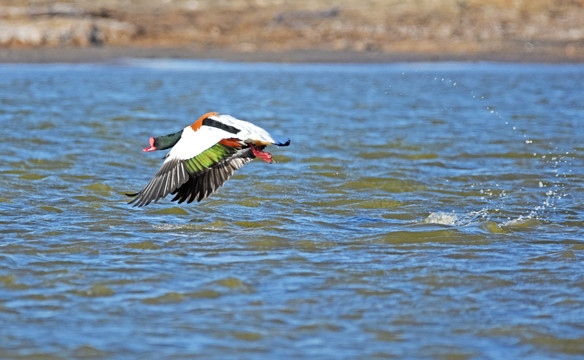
[128,112,290,207]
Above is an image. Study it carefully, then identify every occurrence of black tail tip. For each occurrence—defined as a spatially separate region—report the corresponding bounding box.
[276,138,291,147]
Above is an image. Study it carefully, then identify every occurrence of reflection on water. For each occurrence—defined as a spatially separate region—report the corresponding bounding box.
[0,61,583,358]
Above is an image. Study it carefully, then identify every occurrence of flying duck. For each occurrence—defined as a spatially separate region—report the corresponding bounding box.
[128,112,290,207]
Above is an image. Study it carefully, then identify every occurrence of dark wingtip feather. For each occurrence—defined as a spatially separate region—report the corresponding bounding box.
[126,192,144,206]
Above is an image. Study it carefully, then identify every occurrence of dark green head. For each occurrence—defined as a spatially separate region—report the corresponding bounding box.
[142,129,184,152]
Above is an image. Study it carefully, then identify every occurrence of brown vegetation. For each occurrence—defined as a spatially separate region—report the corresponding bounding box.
[1,0,583,61]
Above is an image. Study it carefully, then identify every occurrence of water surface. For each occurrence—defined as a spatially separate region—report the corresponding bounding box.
[0,60,583,359]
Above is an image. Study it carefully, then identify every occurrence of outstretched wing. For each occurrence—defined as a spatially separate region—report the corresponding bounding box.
[128,143,251,207]
[170,148,254,204]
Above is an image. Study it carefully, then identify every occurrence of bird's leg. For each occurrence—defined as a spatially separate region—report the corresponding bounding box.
[250,144,272,164]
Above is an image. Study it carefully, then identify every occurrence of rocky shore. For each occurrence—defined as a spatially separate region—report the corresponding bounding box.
[1,0,583,63]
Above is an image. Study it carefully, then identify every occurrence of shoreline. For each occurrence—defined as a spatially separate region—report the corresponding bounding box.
[1,47,583,64]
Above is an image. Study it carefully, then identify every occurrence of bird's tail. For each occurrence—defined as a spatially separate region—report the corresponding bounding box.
[274,138,291,147]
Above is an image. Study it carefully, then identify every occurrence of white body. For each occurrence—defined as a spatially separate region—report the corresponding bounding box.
[168,114,277,161]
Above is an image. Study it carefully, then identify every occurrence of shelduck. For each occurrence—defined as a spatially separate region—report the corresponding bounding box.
[128,112,290,207]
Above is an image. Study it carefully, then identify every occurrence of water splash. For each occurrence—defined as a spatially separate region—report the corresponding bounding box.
[426,72,577,228]
[423,208,490,227]
[423,211,458,225]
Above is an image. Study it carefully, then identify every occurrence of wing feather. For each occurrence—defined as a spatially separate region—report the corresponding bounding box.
[128,158,190,207]
[170,148,254,204]
[129,143,252,207]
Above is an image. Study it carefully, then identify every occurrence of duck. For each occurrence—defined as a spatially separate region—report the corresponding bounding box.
[127,112,290,207]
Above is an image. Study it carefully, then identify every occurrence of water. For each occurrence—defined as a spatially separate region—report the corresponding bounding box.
[0,60,583,359]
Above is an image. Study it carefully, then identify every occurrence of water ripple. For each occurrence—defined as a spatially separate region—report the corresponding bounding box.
[0,61,582,359]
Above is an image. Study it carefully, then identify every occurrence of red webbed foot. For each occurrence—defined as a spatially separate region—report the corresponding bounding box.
[250,144,273,164]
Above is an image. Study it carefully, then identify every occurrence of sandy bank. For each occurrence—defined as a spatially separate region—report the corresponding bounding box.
[1,0,583,63]
[1,46,582,64]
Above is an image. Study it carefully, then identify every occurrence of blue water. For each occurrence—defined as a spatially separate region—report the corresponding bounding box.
[0,60,583,359]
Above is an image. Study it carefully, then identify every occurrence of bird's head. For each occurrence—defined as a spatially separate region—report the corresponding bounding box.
[142,130,184,152]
